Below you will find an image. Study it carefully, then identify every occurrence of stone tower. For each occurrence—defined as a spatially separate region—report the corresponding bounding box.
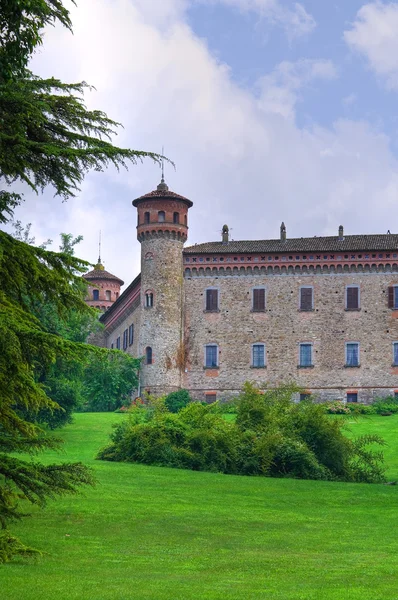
[83,259,124,312]
[132,176,193,395]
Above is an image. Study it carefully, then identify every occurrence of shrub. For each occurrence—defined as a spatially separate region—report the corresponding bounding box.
[98,382,386,484]
[164,389,192,413]
[372,397,398,415]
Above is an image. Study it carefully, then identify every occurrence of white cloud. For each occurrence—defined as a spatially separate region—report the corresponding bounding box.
[257,59,337,120]
[198,0,316,39]
[12,0,398,288]
[344,2,398,89]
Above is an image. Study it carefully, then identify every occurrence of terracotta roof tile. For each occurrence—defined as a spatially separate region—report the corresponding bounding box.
[132,184,193,207]
[83,268,124,285]
[183,234,398,255]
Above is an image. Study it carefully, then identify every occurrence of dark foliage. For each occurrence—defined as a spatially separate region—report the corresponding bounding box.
[164,389,192,413]
[98,383,386,484]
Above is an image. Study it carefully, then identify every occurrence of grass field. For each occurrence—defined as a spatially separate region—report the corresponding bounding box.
[3,413,398,600]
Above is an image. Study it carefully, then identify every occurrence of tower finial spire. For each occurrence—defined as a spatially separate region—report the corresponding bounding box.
[157,146,169,191]
[98,230,102,264]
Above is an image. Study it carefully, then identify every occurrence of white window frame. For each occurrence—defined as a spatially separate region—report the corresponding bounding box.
[299,286,314,311]
[252,343,266,368]
[204,344,219,368]
[345,342,360,367]
[299,343,313,367]
[345,285,360,310]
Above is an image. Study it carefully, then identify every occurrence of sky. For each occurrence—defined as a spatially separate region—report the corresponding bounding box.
[8,0,398,288]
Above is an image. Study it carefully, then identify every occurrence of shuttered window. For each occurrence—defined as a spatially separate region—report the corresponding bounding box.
[129,324,134,346]
[205,345,218,368]
[346,286,359,310]
[206,289,218,311]
[116,337,120,350]
[252,344,265,367]
[388,286,398,309]
[299,344,312,367]
[252,288,265,311]
[393,343,398,366]
[123,329,128,350]
[346,343,359,367]
[300,287,313,311]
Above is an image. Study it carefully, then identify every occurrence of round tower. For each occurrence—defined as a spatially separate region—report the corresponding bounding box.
[132,176,193,395]
[83,259,124,312]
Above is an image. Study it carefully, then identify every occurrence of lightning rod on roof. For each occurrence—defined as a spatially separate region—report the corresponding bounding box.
[98,230,101,264]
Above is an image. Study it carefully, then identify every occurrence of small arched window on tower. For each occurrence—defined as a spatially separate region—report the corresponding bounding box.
[93,289,99,301]
[105,290,111,301]
[184,215,187,226]
[144,211,150,224]
[145,291,154,308]
[146,346,153,365]
[173,212,180,224]
[158,211,165,223]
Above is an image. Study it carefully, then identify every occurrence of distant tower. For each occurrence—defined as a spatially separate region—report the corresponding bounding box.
[83,255,124,312]
[132,174,193,395]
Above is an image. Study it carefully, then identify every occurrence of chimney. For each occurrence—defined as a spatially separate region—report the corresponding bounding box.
[338,225,344,241]
[280,222,286,243]
[222,224,229,244]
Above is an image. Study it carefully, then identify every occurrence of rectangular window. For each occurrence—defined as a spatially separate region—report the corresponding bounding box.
[393,343,398,366]
[300,287,313,311]
[111,343,114,350]
[300,393,311,401]
[116,336,121,350]
[395,392,398,400]
[346,286,359,310]
[205,393,217,403]
[388,286,398,309]
[346,343,359,367]
[347,392,358,403]
[205,345,218,368]
[206,289,218,311]
[252,344,265,367]
[123,329,128,350]
[299,343,312,367]
[129,324,134,346]
[252,288,265,311]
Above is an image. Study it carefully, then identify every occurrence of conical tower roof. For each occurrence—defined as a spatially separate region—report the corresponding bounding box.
[83,260,124,286]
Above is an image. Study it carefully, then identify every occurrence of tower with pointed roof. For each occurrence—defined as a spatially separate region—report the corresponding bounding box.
[83,258,124,312]
[132,175,193,394]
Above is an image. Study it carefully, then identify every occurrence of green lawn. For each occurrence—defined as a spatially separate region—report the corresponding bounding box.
[3,413,398,600]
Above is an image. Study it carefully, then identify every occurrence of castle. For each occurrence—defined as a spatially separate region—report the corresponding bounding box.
[84,176,398,403]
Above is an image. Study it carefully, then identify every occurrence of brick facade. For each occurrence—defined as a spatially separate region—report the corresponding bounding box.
[99,179,398,403]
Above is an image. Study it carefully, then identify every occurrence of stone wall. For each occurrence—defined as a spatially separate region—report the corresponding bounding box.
[138,234,184,395]
[182,271,398,402]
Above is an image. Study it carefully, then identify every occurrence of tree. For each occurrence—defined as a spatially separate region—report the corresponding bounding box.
[0,1,163,561]
[82,353,140,412]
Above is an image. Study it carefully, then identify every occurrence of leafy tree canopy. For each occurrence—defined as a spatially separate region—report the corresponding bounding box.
[0,0,155,561]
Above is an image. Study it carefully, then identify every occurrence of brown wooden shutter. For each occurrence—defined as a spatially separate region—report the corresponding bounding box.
[347,287,359,309]
[253,288,265,311]
[388,286,395,308]
[206,289,218,311]
[300,288,313,310]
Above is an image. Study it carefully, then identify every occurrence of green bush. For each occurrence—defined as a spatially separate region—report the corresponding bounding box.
[372,397,398,415]
[98,383,386,483]
[164,389,192,413]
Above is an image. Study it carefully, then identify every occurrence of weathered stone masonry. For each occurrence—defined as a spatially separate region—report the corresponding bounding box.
[97,178,398,402]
